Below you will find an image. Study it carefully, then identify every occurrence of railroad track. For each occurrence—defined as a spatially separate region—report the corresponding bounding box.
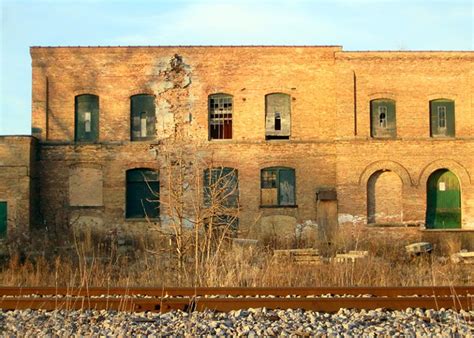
[0,286,472,313]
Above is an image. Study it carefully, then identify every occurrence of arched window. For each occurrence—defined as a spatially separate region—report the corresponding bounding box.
[430,99,455,137]
[209,94,233,140]
[131,94,156,141]
[75,94,99,142]
[261,167,295,206]
[126,168,159,219]
[265,93,291,140]
[370,99,396,138]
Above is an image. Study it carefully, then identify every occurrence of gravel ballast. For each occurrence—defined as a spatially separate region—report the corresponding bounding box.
[1,307,473,336]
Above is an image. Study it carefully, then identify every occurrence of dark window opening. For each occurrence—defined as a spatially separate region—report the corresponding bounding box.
[75,94,99,142]
[209,94,233,140]
[378,106,387,128]
[126,169,159,219]
[131,95,156,141]
[274,112,281,130]
[261,167,295,206]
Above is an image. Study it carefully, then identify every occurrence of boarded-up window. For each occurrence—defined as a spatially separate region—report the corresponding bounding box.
[209,94,233,140]
[261,167,295,206]
[266,93,291,140]
[203,167,239,208]
[126,169,159,219]
[75,94,99,142]
[131,94,156,141]
[69,167,103,206]
[430,99,455,137]
[370,99,396,138]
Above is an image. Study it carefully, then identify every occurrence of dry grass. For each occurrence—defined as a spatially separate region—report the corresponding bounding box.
[0,226,472,288]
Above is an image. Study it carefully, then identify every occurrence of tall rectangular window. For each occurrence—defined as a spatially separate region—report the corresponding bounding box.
[75,94,99,142]
[131,94,156,141]
[430,99,455,137]
[203,167,239,233]
[266,93,291,140]
[209,94,233,140]
[261,167,295,206]
[370,99,396,138]
[126,169,159,219]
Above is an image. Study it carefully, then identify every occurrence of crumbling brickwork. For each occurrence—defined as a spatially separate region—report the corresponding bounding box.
[23,46,474,239]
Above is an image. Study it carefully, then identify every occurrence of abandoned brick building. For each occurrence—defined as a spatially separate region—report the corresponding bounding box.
[0,46,473,242]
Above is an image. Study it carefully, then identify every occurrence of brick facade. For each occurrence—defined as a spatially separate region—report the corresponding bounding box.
[0,136,39,236]
[11,46,472,239]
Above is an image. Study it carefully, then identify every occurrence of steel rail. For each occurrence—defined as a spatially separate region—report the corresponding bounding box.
[0,286,472,297]
[0,296,472,313]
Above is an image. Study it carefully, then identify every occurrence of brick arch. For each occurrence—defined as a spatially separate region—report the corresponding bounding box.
[426,93,457,101]
[73,90,100,97]
[418,159,471,187]
[123,163,159,174]
[359,160,412,186]
[367,92,397,101]
[203,161,241,171]
[129,92,156,99]
[258,160,297,170]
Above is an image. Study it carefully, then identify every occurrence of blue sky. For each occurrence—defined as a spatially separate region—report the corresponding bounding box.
[0,0,472,135]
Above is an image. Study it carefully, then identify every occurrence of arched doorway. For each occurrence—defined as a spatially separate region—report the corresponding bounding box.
[367,170,403,224]
[426,169,461,229]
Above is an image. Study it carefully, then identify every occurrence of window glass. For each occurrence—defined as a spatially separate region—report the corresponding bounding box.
[131,95,155,141]
[75,94,99,142]
[261,167,296,206]
[370,99,396,138]
[209,94,233,140]
[430,99,455,137]
[126,169,159,219]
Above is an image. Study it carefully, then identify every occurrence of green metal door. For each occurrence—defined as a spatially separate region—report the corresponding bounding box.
[0,202,6,238]
[426,170,461,229]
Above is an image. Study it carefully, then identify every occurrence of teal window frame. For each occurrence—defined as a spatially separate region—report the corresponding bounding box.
[131,94,156,141]
[75,94,99,142]
[125,168,159,219]
[260,167,296,207]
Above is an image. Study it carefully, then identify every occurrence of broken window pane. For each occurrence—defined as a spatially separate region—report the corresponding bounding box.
[370,99,396,138]
[140,112,147,137]
[430,99,455,137]
[261,167,295,206]
[131,94,155,141]
[209,94,233,140]
[266,93,291,140]
[75,94,99,142]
